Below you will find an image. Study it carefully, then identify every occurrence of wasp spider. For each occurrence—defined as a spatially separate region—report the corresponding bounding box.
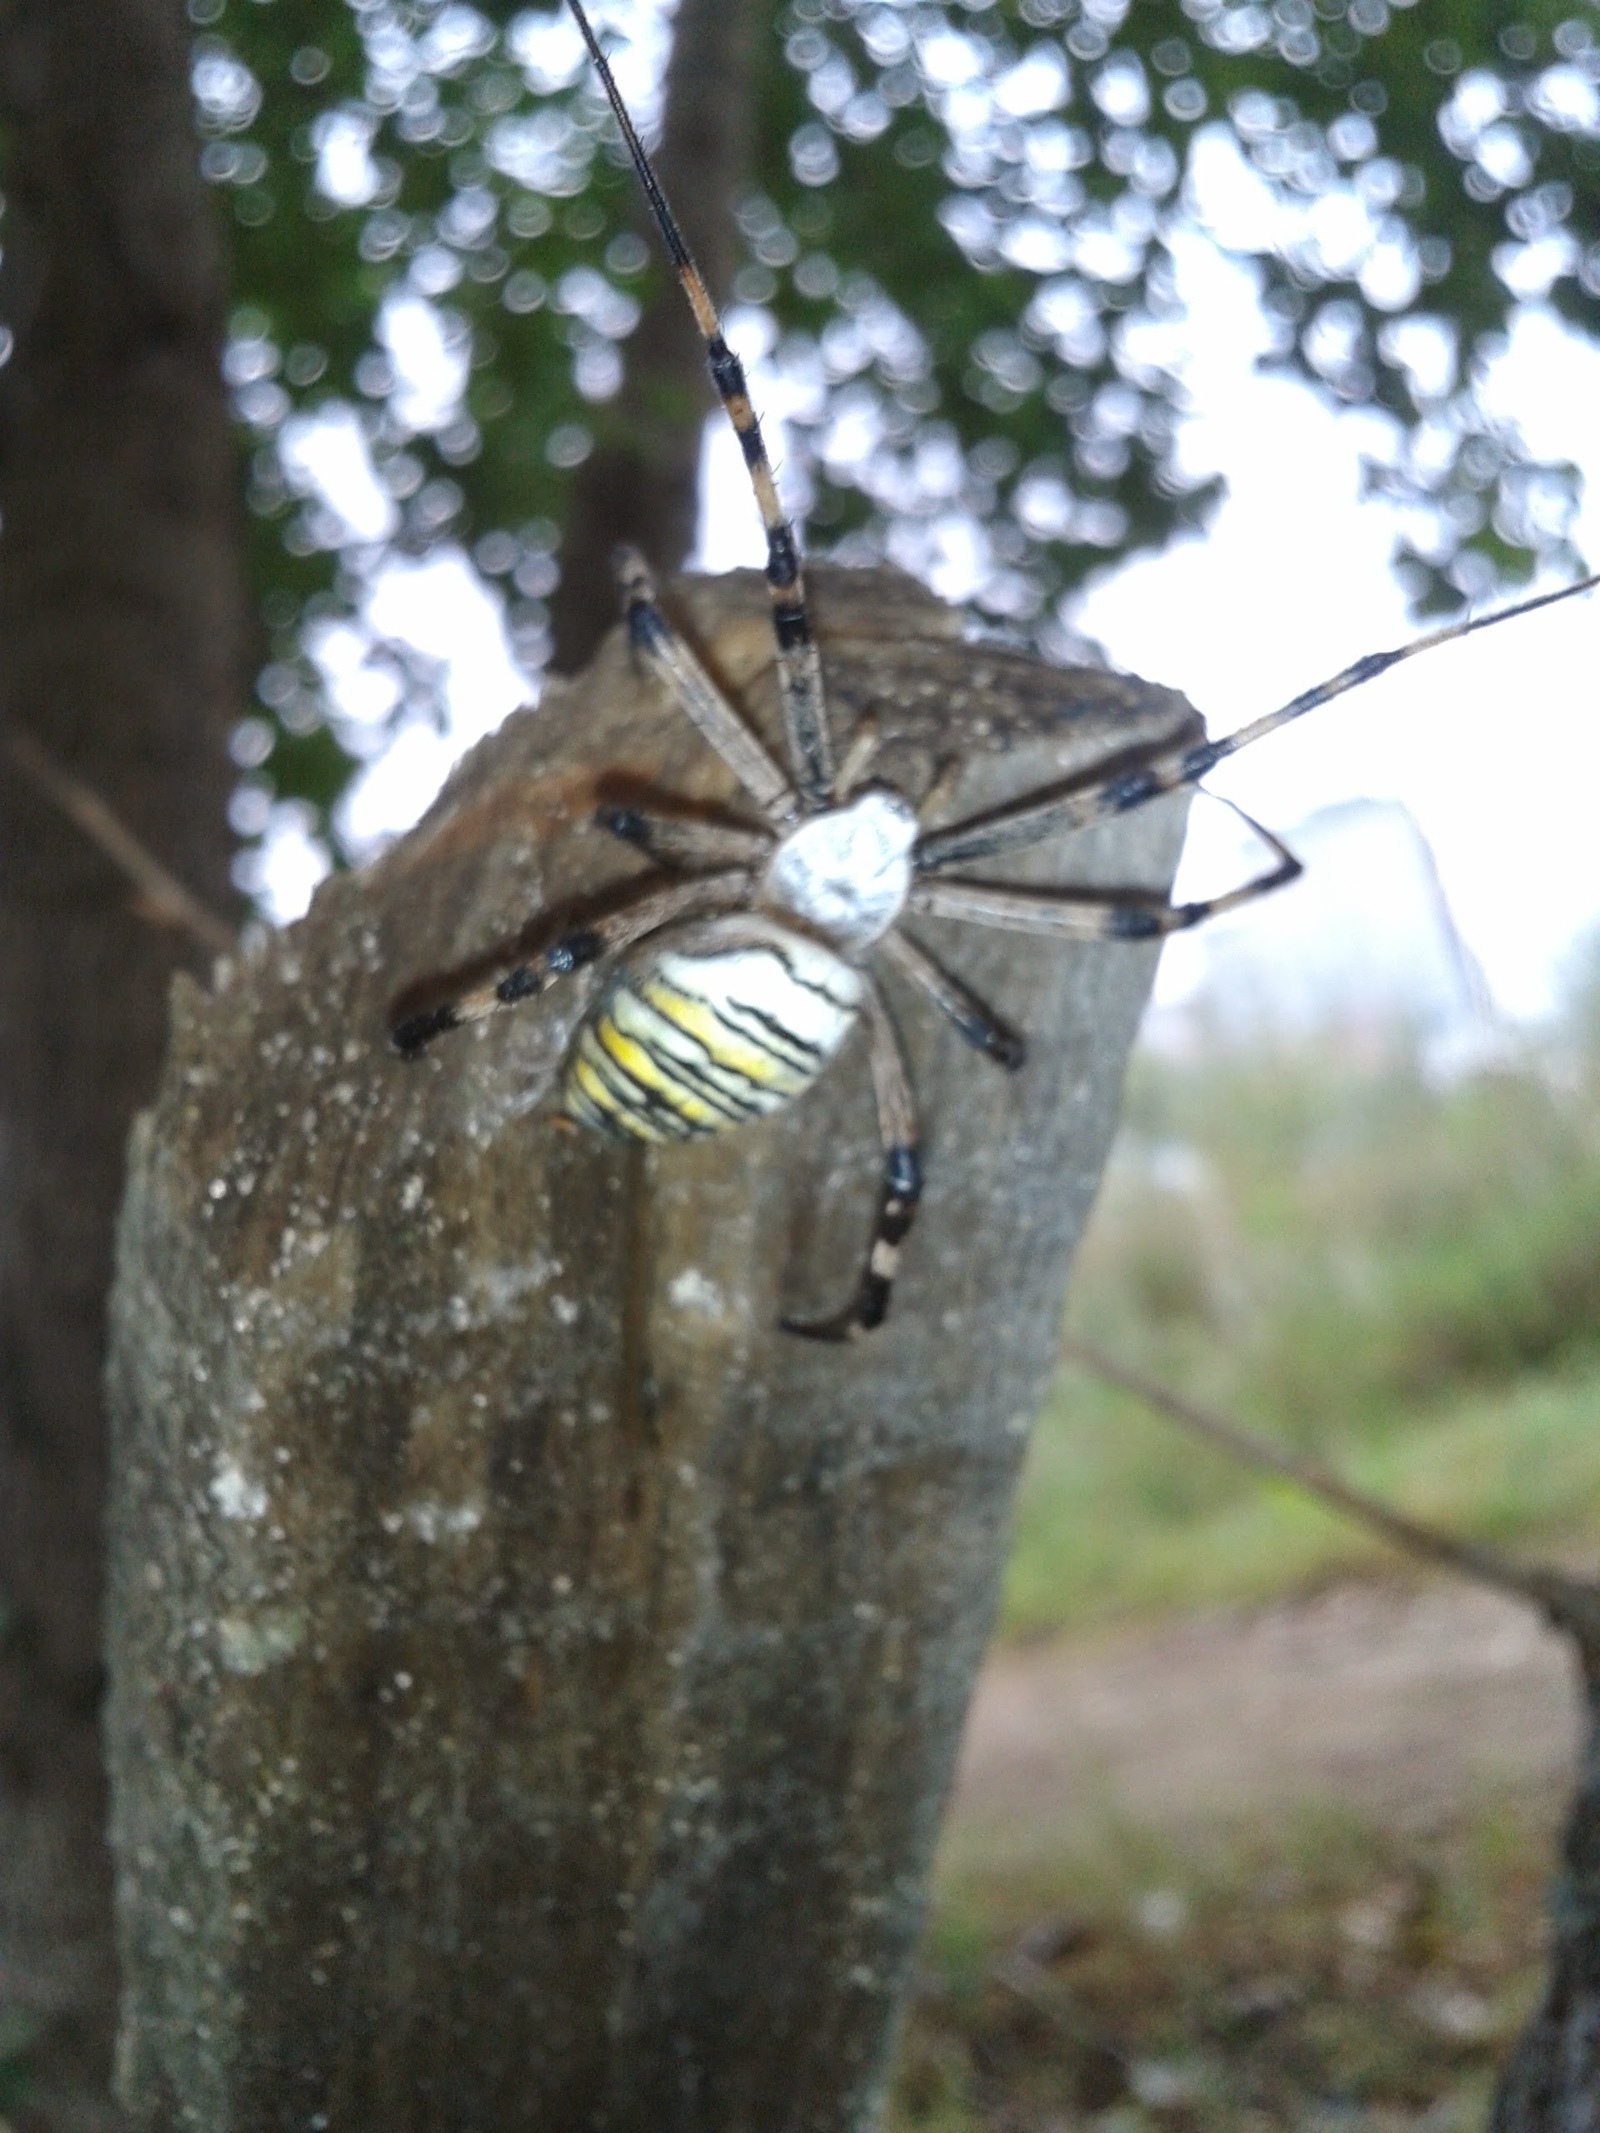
[392,0,1597,1341]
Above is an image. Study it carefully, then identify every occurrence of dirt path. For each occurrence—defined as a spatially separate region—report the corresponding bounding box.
[946,1579,1578,1868]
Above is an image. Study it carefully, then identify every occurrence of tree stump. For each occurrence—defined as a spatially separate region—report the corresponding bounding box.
[105,567,1195,2131]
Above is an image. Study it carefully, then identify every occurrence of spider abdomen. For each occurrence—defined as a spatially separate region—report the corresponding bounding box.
[561,917,863,1143]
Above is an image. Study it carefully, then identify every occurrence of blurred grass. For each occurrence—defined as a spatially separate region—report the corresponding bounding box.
[1001,956,1600,1638]
[890,1792,1554,2132]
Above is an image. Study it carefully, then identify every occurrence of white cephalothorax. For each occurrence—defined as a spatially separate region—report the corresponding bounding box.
[759,788,918,956]
[390,0,1599,1339]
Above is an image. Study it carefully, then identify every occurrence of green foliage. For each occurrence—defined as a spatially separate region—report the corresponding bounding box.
[194,0,1600,874]
[1003,989,1600,1634]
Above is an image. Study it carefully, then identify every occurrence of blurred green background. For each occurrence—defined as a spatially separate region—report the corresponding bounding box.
[888,938,1600,2130]
[1009,939,1600,1637]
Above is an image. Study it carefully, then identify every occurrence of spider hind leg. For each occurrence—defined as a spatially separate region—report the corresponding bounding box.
[784,982,922,1342]
[879,928,1025,1072]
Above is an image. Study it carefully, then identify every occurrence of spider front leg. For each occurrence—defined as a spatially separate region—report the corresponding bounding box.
[784,980,921,1342]
[613,549,799,823]
[909,810,1301,942]
[594,801,773,873]
[389,869,752,1058]
[916,573,1600,877]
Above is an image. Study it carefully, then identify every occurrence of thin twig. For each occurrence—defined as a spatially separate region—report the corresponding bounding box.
[7,729,236,956]
[1059,1335,1600,1649]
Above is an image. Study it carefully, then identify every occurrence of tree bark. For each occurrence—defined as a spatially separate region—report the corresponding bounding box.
[549,0,766,672]
[0,2,240,2125]
[106,566,1194,2130]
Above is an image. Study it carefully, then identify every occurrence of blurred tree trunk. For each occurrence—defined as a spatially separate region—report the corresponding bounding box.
[1492,1637,1600,2130]
[0,1,240,2125]
[549,0,765,671]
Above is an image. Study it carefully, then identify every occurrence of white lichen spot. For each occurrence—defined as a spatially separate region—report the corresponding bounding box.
[217,1607,305,1676]
[400,1174,425,1212]
[551,1295,579,1327]
[210,1459,268,1521]
[470,1258,556,1316]
[208,1177,228,1200]
[394,1670,413,1692]
[404,1499,484,1544]
[551,1573,572,1597]
[666,1268,721,1314]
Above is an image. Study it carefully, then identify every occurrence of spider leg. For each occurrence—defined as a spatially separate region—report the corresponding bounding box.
[834,716,880,798]
[879,927,1025,1070]
[783,980,921,1343]
[389,869,752,1058]
[614,550,796,822]
[567,0,835,809]
[594,797,774,872]
[909,812,1302,941]
[916,755,964,827]
[916,571,1600,875]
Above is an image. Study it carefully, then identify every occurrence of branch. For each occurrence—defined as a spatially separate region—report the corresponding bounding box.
[8,728,236,956]
[1059,1335,1600,1651]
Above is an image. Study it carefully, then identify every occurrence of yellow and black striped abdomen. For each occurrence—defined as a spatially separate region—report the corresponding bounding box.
[561,921,862,1143]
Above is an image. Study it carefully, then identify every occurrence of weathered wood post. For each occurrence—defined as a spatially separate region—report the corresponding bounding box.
[105,566,1195,2131]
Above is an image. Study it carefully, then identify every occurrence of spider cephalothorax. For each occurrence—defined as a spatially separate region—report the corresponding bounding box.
[390,0,1597,1339]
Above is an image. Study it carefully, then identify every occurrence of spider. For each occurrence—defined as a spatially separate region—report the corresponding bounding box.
[391,0,1597,1341]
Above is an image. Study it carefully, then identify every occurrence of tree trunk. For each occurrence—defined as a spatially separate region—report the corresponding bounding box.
[0,2,240,2125]
[1493,1637,1600,2130]
[106,566,1195,2130]
[549,0,766,672]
